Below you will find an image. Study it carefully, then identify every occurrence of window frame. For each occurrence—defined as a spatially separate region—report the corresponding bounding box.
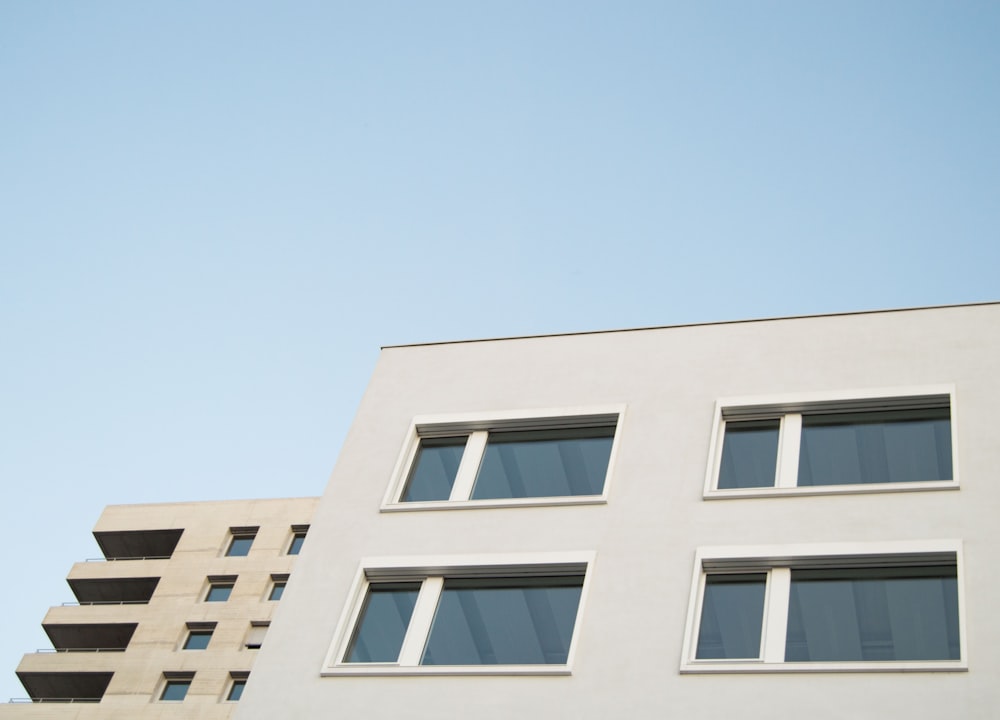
[323,551,595,676]
[225,673,248,702]
[224,526,258,557]
[381,405,626,511]
[287,525,309,555]
[158,673,194,702]
[205,576,237,602]
[182,622,216,650]
[268,574,288,601]
[680,540,967,673]
[704,386,959,499]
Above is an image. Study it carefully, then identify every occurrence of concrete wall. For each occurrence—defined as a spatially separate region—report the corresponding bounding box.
[236,304,999,718]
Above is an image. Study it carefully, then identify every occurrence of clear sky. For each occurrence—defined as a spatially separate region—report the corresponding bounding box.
[1,1,998,701]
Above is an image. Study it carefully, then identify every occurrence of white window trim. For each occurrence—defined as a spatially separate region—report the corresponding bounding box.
[381,405,626,511]
[322,551,596,676]
[703,385,960,499]
[680,540,967,673]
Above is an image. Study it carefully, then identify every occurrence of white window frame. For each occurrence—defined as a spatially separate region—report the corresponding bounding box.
[704,385,959,499]
[680,540,967,673]
[381,405,626,511]
[323,551,595,676]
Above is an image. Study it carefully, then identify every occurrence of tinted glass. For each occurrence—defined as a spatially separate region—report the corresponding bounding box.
[421,576,583,665]
[206,584,233,602]
[226,536,254,557]
[183,631,212,650]
[288,534,306,555]
[345,583,421,663]
[470,427,614,500]
[718,420,779,489]
[401,438,467,502]
[269,582,285,601]
[161,681,190,701]
[227,680,246,701]
[798,408,951,486]
[785,566,960,661]
[696,574,766,659]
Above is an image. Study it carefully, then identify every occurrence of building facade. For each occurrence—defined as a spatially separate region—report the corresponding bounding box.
[235,303,998,719]
[2,497,317,718]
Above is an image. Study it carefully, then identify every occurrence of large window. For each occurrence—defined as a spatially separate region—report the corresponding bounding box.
[325,553,593,675]
[682,542,966,672]
[384,408,623,509]
[706,388,956,497]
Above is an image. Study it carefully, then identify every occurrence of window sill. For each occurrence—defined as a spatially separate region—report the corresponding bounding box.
[704,480,958,500]
[381,496,608,512]
[322,664,572,677]
[680,660,967,674]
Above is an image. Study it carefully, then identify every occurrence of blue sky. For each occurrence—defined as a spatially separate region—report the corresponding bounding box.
[1,1,998,701]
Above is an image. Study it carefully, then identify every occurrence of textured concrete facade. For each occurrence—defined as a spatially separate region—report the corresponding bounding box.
[2,497,317,719]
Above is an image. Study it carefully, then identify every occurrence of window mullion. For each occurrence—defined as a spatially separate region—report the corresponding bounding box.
[397,577,443,666]
[775,414,802,488]
[762,567,790,663]
[449,432,488,501]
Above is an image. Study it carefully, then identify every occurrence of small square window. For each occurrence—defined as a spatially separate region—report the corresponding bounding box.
[387,409,622,508]
[160,677,192,702]
[329,553,593,675]
[288,526,309,555]
[227,678,247,701]
[708,390,956,497]
[183,630,213,650]
[226,527,258,557]
[682,542,965,673]
[205,577,236,602]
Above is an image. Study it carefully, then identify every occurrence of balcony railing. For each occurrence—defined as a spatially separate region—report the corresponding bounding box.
[35,648,126,653]
[84,555,170,562]
[60,600,149,607]
[9,697,102,704]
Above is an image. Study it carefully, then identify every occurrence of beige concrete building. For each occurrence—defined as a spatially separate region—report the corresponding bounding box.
[2,497,317,719]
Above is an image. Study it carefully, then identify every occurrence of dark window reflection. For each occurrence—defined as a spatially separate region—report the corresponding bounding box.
[401,438,467,502]
[345,583,421,663]
[718,420,779,489]
[696,574,766,659]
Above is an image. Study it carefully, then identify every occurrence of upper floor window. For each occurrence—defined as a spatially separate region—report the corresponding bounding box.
[288,525,309,555]
[383,407,623,510]
[706,387,956,498]
[225,527,258,557]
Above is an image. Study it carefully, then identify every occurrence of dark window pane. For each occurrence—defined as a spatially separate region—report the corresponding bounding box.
[288,534,306,555]
[718,420,779,489]
[161,681,190,701]
[470,427,614,500]
[798,408,952,486]
[785,566,960,661]
[183,631,212,650]
[227,680,246,701]
[421,576,583,665]
[206,584,233,602]
[401,438,467,502]
[696,574,766,659]
[269,582,285,601]
[227,536,254,557]
[345,583,421,663]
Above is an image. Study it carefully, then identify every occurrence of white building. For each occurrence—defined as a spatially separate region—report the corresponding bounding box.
[237,303,998,719]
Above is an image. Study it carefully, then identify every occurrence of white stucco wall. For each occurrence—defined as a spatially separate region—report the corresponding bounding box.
[237,304,1000,719]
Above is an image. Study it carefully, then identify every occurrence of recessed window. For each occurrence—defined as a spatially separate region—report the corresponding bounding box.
[269,578,287,601]
[227,676,247,701]
[205,577,236,602]
[682,542,965,672]
[387,409,622,508]
[708,390,956,497]
[183,629,213,650]
[159,675,193,701]
[225,527,258,557]
[288,526,309,555]
[246,622,269,650]
[328,553,592,675]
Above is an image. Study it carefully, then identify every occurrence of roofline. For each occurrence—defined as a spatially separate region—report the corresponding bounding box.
[381,300,1000,350]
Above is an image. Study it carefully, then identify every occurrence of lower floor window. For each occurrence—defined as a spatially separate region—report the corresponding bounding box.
[329,554,591,674]
[684,543,965,671]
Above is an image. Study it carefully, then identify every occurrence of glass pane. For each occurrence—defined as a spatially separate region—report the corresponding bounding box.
[785,566,960,661]
[227,680,246,701]
[227,536,254,557]
[718,420,779,489]
[161,681,190,701]
[695,574,766,659]
[798,408,952,486]
[401,438,467,502]
[183,631,212,650]
[269,583,285,601]
[470,427,614,500]
[421,576,583,665]
[345,583,421,663]
[288,534,306,555]
[206,584,233,602]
